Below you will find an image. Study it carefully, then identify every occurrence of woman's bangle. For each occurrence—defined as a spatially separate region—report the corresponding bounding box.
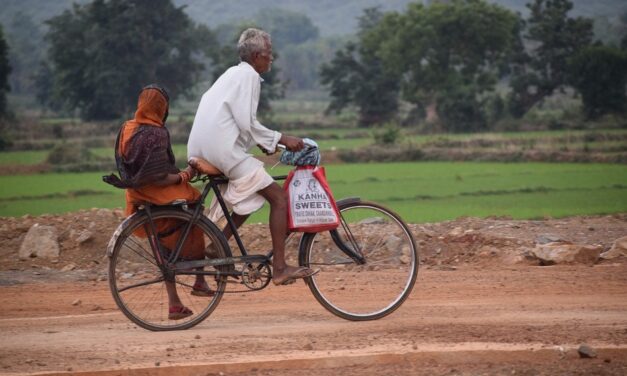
[178,171,190,184]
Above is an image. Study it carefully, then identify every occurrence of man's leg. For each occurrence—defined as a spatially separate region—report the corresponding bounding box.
[222,213,249,240]
[257,183,288,272]
[257,182,314,283]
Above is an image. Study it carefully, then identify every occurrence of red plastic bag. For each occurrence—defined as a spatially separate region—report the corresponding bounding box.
[284,166,340,232]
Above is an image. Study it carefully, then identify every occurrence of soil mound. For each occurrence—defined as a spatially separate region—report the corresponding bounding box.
[1,210,625,279]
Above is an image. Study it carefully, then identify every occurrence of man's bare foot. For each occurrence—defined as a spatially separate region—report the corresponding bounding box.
[272,265,318,286]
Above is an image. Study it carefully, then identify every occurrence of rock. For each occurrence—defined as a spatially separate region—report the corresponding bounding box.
[501,251,526,265]
[384,235,402,253]
[18,224,60,261]
[478,246,499,258]
[359,217,385,225]
[448,227,464,237]
[435,265,457,271]
[578,344,597,358]
[61,263,76,272]
[302,342,314,351]
[76,230,93,244]
[97,208,114,218]
[72,299,81,306]
[531,242,602,265]
[418,226,436,238]
[535,234,565,244]
[600,236,627,260]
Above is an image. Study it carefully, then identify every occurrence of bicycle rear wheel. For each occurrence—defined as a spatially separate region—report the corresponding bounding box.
[300,200,418,320]
[108,207,230,331]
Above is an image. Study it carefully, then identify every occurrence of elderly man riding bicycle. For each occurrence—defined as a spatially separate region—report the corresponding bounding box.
[187,28,317,286]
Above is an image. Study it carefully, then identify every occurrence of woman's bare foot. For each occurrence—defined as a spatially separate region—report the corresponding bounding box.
[191,277,215,297]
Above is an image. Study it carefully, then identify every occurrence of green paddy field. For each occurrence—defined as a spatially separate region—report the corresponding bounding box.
[1,162,625,223]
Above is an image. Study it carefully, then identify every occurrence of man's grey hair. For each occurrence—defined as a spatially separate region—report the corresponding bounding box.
[237,28,271,62]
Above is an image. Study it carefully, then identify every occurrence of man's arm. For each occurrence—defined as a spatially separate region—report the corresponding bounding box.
[230,72,282,152]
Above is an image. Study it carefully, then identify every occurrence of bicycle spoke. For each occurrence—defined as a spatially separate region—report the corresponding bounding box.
[118,276,165,293]
[122,236,159,267]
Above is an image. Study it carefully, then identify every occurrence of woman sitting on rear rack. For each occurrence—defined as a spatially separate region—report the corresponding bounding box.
[104,84,219,320]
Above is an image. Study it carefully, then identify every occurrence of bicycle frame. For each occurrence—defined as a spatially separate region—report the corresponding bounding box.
[140,173,366,279]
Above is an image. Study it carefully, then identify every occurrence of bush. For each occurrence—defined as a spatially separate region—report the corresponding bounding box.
[46,142,95,165]
[372,123,401,145]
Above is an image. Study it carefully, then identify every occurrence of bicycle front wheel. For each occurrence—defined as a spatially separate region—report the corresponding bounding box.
[108,207,230,331]
[300,200,418,320]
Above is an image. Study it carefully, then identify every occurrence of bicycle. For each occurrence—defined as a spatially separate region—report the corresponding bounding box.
[107,158,419,331]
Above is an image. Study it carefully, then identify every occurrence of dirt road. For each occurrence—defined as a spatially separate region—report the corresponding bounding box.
[1,262,626,376]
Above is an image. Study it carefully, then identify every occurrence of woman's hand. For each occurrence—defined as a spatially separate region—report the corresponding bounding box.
[183,165,197,180]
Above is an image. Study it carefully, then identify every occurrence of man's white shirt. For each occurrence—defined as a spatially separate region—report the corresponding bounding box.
[188,61,281,179]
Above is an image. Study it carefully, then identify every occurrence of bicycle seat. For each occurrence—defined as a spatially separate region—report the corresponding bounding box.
[188,157,223,176]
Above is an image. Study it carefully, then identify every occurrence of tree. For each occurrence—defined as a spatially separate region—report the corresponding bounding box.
[4,12,43,95]
[374,0,518,131]
[320,8,400,127]
[568,46,627,119]
[0,25,10,119]
[508,0,594,117]
[43,0,215,120]
[0,25,11,150]
[280,37,345,91]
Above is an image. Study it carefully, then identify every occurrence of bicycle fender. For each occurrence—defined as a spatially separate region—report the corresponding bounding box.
[106,212,140,258]
[336,197,361,207]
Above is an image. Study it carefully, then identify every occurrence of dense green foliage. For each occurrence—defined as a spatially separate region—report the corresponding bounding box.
[381,0,518,131]
[0,25,10,119]
[322,1,518,130]
[568,46,627,119]
[3,12,43,96]
[508,0,594,117]
[0,25,10,150]
[320,8,400,127]
[321,0,626,130]
[43,0,215,120]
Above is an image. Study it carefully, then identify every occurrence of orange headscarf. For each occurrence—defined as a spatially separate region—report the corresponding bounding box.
[119,88,169,157]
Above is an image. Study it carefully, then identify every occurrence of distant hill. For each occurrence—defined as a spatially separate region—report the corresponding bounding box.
[1,0,625,36]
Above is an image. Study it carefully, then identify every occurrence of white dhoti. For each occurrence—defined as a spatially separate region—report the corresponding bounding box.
[207,166,274,223]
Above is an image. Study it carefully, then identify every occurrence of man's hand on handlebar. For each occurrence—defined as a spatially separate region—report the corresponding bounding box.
[279,135,305,152]
[258,135,305,155]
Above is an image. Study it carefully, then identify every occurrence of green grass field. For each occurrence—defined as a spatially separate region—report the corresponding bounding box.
[1,162,625,223]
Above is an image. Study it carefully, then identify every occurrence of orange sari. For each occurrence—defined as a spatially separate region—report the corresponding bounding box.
[120,88,204,259]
